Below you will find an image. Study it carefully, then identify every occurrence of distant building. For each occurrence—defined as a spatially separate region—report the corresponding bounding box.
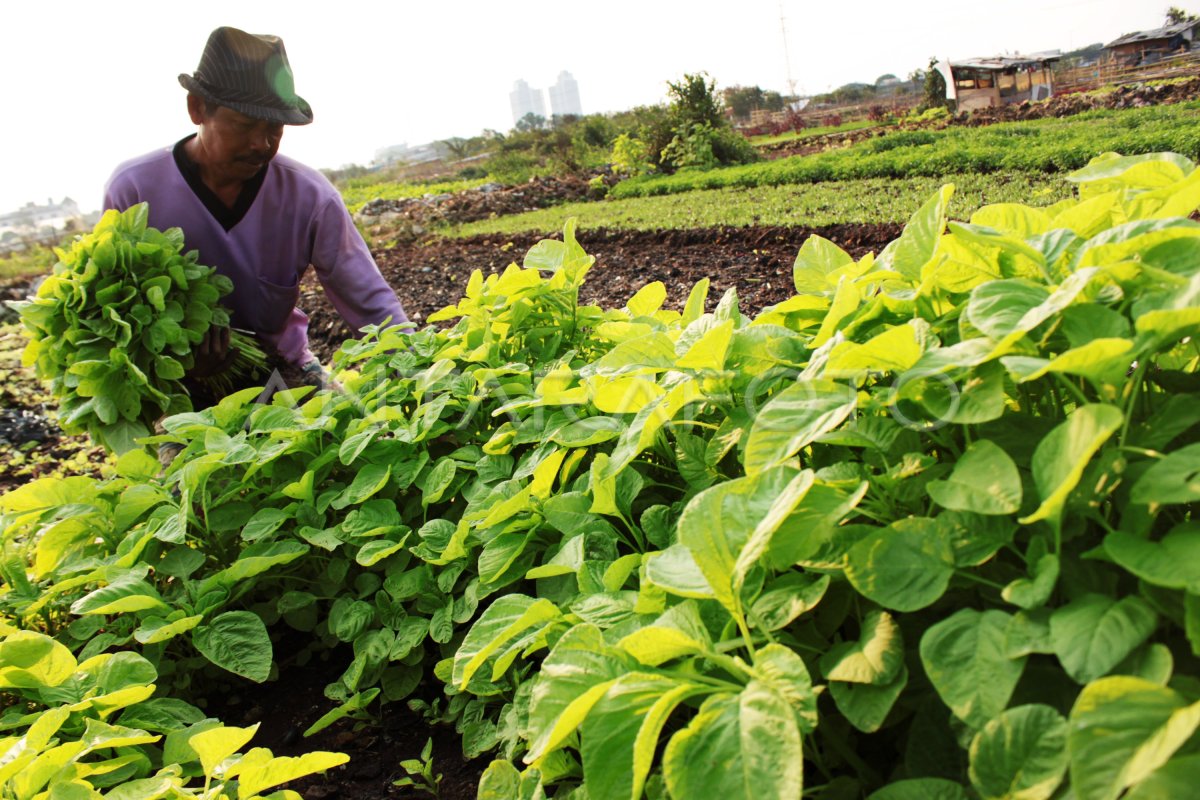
[0,197,83,238]
[548,71,583,118]
[510,79,547,126]
[1104,20,1200,66]
[938,52,1062,112]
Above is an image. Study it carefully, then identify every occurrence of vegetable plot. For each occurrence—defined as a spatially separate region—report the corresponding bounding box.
[3,151,1200,799]
[9,204,264,453]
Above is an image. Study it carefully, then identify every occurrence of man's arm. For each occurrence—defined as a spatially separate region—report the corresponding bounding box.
[310,195,409,335]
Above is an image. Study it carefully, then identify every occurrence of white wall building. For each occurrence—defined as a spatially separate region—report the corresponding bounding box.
[548,71,583,118]
[510,79,547,126]
[0,198,83,238]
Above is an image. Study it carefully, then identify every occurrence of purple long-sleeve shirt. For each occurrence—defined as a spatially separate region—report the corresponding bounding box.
[103,142,407,366]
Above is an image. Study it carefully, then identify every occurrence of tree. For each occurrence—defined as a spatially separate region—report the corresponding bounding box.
[922,57,950,111]
[666,73,724,129]
[440,137,473,160]
[1166,6,1199,24]
[723,86,766,120]
[515,112,546,133]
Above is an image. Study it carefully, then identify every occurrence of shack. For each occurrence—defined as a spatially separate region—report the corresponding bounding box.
[937,53,1061,112]
[1104,20,1200,67]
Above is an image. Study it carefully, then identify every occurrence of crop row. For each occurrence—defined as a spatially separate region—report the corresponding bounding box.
[448,171,1071,237]
[612,103,1200,198]
[4,152,1200,799]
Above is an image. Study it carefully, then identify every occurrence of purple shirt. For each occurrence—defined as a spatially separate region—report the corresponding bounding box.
[103,145,407,366]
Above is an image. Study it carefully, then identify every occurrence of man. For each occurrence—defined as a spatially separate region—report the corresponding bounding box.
[103,26,407,390]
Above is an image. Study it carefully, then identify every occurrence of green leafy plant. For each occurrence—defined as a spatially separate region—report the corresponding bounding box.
[6,151,1200,800]
[393,737,443,797]
[0,628,347,798]
[10,204,265,453]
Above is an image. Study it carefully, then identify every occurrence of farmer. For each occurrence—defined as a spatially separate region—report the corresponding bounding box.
[103,26,407,391]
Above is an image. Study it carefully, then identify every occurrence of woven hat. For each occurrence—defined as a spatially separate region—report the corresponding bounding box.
[178,27,313,125]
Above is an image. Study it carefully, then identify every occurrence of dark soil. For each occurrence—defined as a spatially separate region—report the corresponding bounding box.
[200,647,485,800]
[356,174,607,230]
[301,223,901,361]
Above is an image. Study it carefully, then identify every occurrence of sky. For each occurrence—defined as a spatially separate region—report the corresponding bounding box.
[0,0,1170,214]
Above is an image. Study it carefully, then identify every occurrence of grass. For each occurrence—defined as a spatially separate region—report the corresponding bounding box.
[748,119,880,147]
[340,177,491,215]
[614,102,1200,199]
[443,171,1071,238]
[0,247,56,281]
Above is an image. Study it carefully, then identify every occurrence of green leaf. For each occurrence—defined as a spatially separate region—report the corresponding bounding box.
[70,571,169,616]
[1124,755,1200,800]
[677,466,815,614]
[580,673,704,800]
[1002,554,1060,611]
[1050,594,1157,684]
[663,685,803,800]
[845,518,955,612]
[1104,524,1200,591]
[890,184,954,282]
[969,704,1068,800]
[753,643,818,733]
[967,280,1051,340]
[920,608,1025,729]
[1020,404,1123,526]
[454,595,561,690]
[868,779,970,800]
[750,573,830,631]
[328,597,375,642]
[644,545,715,600]
[820,610,904,684]
[332,463,391,509]
[743,380,856,475]
[525,624,639,762]
[189,723,259,777]
[191,611,273,682]
[1068,676,1200,800]
[793,234,854,294]
[0,631,78,689]
[830,664,908,734]
[235,749,350,798]
[1130,443,1200,505]
[927,440,1022,515]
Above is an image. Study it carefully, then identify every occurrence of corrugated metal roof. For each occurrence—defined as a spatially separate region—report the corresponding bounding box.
[949,52,1062,71]
[1106,20,1198,49]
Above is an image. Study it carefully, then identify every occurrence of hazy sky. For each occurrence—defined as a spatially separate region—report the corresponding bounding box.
[0,0,1169,213]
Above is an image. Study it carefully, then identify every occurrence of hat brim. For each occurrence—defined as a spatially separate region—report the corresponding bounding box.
[179,74,313,126]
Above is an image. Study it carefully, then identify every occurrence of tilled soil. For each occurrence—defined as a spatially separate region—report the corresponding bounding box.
[301,223,901,361]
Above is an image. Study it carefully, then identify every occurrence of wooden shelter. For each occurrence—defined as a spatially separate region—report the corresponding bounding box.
[1104,21,1200,67]
[941,53,1062,112]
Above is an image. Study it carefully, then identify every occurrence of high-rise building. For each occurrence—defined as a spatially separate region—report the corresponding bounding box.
[510,79,547,127]
[548,71,583,118]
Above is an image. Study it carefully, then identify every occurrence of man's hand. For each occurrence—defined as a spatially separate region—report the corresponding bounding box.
[188,325,238,379]
[299,361,343,393]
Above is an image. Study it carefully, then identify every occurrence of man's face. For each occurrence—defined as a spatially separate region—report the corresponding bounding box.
[190,98,284,180]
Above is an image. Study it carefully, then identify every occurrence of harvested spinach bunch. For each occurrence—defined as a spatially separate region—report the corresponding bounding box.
[12,203,265,453]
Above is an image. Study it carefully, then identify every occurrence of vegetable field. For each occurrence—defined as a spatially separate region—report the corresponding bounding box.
[4,109,1200,800]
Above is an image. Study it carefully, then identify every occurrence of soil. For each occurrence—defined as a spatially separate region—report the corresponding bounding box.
[199,646,486,800]
[301,222,901,362]
[355,174,608,231]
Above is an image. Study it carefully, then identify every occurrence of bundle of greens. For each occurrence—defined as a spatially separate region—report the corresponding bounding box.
[10,203,265,453]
